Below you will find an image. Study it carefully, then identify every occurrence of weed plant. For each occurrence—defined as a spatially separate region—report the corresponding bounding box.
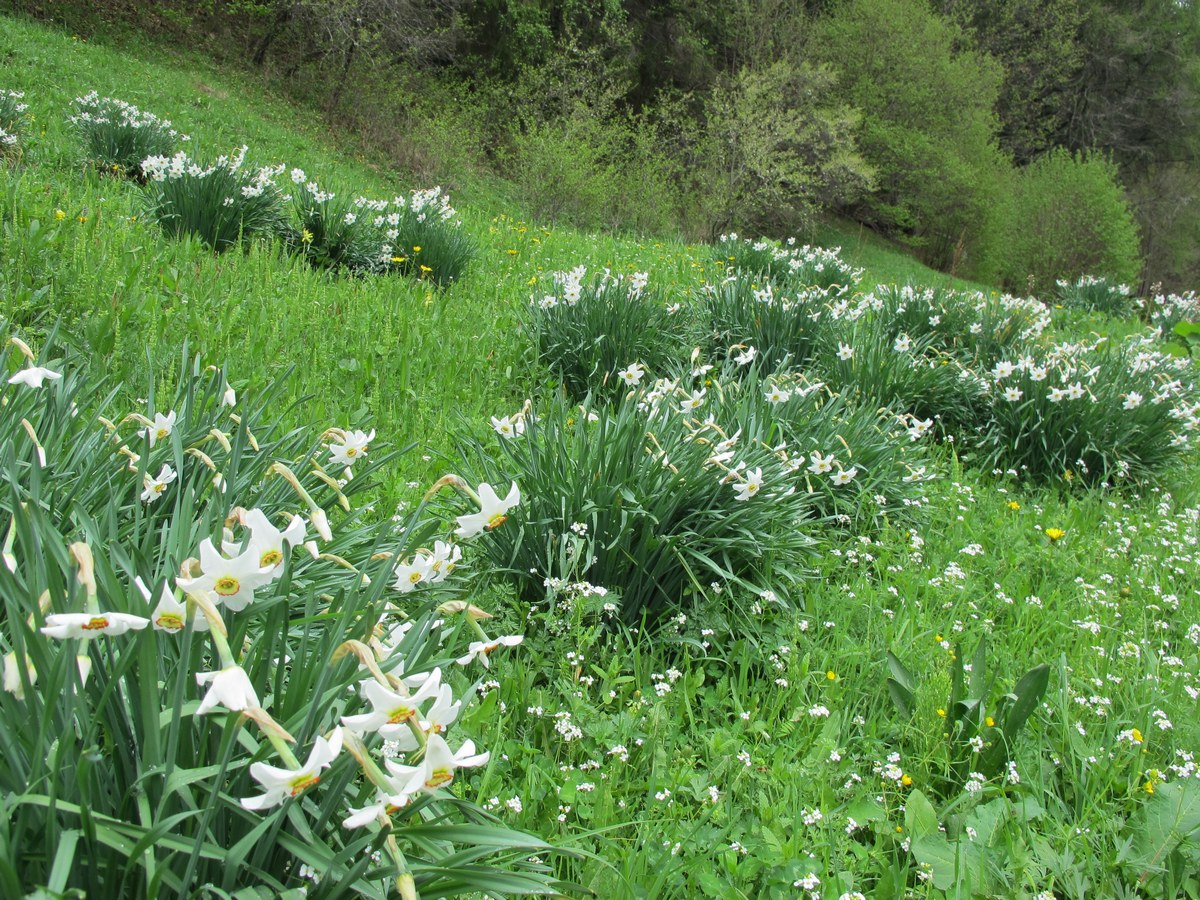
[70,91,188,180]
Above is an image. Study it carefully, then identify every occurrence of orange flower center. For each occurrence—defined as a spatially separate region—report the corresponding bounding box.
[425,768,453,789]
[82,616,110,631]
[156,613,184,631]
[486,514,508,530]
[387,705,417,725]
[260,549,283,567]
[289,774,320,797]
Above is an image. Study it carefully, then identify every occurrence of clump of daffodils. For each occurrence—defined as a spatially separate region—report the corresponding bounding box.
[70,90,189,180]
[0,89,29,160]
[141,145,288,251]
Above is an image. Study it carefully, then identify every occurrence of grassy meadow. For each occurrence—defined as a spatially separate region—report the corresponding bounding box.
[2,12,1200,900]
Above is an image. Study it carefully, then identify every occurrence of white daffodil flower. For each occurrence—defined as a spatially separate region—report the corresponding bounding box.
[384,733,489,796]
[329,429,375,467]
[8,365,62,389]
[617,362,645,386]
[223,508,305,569]
[455,635,524,668]
[41,612,149,639]
[141,411,176,448]
[808,452,836,475]
[342,792,412,828]
[176,538,276,612]
[893,335,912,353]
[765,386,790,404]
[734,467,764,501]
[1124,391,1143,409]
[392,554,435,593]
[241,728,343,811]
[195,664,260,715]
[341,670,443,737]
[734,346,757,365]
[1003,387,1023,402]
[836,343,854,361]
[141,464,177,503]
[490,415,525,439]
[831,467,858,486]
[455,482,520,539]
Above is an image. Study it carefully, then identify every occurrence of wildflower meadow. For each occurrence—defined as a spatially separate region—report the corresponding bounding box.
[1,13,1200,900]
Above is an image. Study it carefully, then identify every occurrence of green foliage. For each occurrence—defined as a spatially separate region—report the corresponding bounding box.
[712,235,862,295]
[0,89,28,161]
[0,333,564,897]
[284,172,383,273]
[526,266,682,400]
[1055,274,1135,317]
[69,90,187,180]
[814,314,989,440]
[141,146,288,251]
[862,284,1050,370]
[995,148,1142,293]
[699,60,873,236]
[972,335,1200,484]
[1147,291,1200,337]
[697,277,828,372]
[381,187,477,286]
[810,0,1009,277]
[455,373,820,624]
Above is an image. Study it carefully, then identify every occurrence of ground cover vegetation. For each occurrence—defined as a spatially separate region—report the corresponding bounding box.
[2,9,1200,900]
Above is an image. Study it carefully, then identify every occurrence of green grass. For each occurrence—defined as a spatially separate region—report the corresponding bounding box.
[2,10,1200,899]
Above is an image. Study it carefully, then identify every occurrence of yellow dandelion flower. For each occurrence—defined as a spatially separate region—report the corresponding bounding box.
[937,708,947,718]
[54,209,66,221]
[1007,501,1020,510]
[901,774,913,787]
[826,671,837,681]
[1045,528,1066,542]
[985,716,995,727]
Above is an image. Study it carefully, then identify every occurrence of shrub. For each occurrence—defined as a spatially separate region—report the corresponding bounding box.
[0,89,28,162]
[0,331,567,896]
[809,0,1010,276]
[699,61,874,236]
[141,146,288,251]
[526,265,683,400]
[1055,275,1135,317]
[70,91,188,180]
[971,335,1200,484]
[996,149,1142,293]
